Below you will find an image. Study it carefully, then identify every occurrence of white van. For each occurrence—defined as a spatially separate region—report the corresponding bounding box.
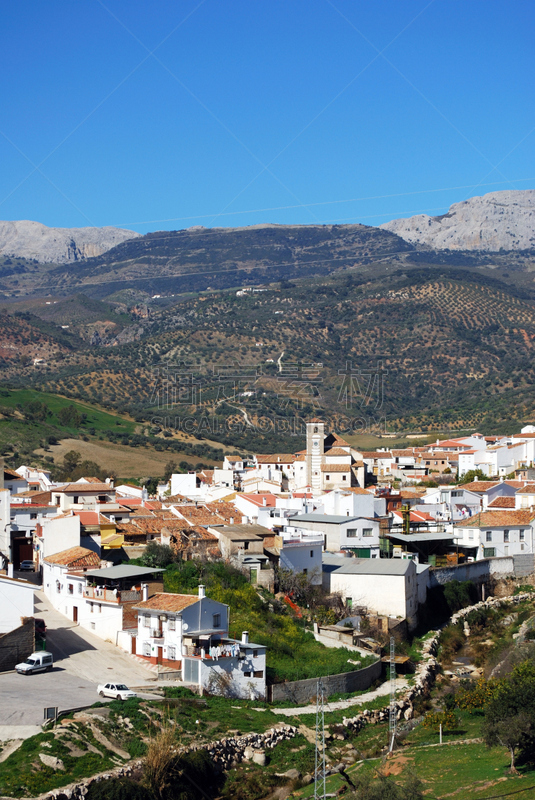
[15,651,54,674]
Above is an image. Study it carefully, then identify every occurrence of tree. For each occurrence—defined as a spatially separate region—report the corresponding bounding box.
[62,450,82,476]
[483,661,535,772]
[459,468,488,484]
[164,460,178,482]
[141,542,175,569]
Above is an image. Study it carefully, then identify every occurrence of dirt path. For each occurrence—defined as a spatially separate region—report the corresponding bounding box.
[272,677,409,717]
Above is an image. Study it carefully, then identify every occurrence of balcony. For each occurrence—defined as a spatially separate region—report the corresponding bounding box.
[84,586,141,604]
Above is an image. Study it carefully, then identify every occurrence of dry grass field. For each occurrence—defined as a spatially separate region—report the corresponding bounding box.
[35,438,219,478]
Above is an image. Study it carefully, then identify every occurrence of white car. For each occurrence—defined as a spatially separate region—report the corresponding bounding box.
[97,682,137,701]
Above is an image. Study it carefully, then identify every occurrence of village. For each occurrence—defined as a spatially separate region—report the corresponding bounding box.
[1,419,535,703]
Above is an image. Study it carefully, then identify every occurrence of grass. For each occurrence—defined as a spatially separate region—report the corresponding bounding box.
[0,727,118,798]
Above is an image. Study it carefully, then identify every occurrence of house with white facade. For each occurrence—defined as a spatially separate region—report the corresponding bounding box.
[323,556,420,630]
[0,573,36,633]
[51,482,116,512]
[133,586,266,699]
[268,530,324,584]
[454,510,535,560]
[288,513,381,557]
[42,548,164,640]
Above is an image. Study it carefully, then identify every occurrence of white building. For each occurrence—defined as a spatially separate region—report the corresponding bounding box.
[454,510,535,560]
[288,513,381,557]
[324,557,419,629]
[133,586,266,699]
[0,573,36,633]
[271,530,323,584]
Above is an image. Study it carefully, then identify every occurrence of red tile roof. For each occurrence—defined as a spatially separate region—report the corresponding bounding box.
[488,497,516,509]
[456,510,535,528]
[134,592,200,613]
[44,546,101,568]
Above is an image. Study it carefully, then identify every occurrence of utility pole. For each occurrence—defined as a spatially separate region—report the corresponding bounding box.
[388,636,397,753]
[314,678,326,800]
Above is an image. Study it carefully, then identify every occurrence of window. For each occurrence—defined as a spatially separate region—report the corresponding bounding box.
[486,531,492,542]
[244,541,249,551]
[97,604,102,614]
[452,491,461,497]
[168,645,176,660]
[89,602,94,613]
[68,584,73,595]
[73,496,79,504]
[310,550,314,558]
[143,614,150,628]
[342,475,347,481]
[253,649,258,658]
[78,583,83,594]
[303,568,308,576]
[143,642,151,657]
[213,613,221,628]
[30,513,37,520]
[253,671,263,678]
[244,671,252,677]
[520,529,525,541]
[469,530,474,540]
[504,530,509,542]
[362,528,373,538]
[483,547,496,558]
[347,529,357,538]
[168,617,176,631]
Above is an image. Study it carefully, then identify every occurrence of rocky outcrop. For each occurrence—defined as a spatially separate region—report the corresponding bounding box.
[0,220,140,264]
[380,190,535,251]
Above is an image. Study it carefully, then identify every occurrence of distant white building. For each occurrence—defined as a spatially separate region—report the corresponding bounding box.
[454,509,535,560]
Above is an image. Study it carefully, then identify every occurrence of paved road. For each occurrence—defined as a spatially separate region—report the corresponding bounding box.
[0,592,161,736]
[33,591,157,686]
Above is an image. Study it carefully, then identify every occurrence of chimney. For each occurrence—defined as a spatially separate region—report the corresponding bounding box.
[198,584,206,599]
[241,631,249,644]
[7,562,14,578]
[263,497,266,506]
[230,517,234,525]
[142,583,149,601]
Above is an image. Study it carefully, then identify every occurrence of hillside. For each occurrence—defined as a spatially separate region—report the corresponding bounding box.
[0,222,413,300]
[381,189,535,251]
[1,260,534,448]
[0,220,139,264]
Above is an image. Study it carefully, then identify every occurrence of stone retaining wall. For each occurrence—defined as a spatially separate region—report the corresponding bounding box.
[267,657,382,703]
[0,618,35,672]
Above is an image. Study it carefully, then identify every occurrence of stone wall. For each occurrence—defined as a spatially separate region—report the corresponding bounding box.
[513,553,535,578]
[0,618,35,672]
[268,657,382,703]
[430,556,515,588]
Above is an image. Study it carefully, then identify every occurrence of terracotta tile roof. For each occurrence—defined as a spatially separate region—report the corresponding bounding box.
[134,592,200,613]
[488,497,516,509]
[255,454,296,464]
[392,449,415,457]
[55,482,112,493]
[225,456,243,463]
[504,481,529,488]
[360,451,393,459]
[460,481,500,493]
[45,546,101,568]
[204,501,238,523]
[512,433,535,439]
[4,467,25,480]
[80,477,102,484]
[295,454,306,462]
[324,433,350,447]
[324,447,352,456]
[239,493,277,507]
[74,511,100,525]
[400,488,427,498]
[321,464,351,472]
[175,506,227,526]
[344,487,373,495]
[516,484,535,494]
[456,510,535,528]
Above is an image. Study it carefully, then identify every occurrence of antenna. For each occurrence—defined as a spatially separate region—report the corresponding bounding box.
[314,678,326,800]
[388,635,397,753]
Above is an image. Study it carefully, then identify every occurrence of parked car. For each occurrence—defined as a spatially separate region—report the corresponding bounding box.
[34,618,46,640]
[19,560,35,571]
[15,651,53,674]
[97,683,137,701]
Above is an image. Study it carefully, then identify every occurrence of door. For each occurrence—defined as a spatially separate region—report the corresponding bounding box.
[157,647,163,664]
[73,606,78,623]
[131,636,136,655]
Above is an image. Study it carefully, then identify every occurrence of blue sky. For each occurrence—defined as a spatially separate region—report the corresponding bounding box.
[0,0,533,234]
